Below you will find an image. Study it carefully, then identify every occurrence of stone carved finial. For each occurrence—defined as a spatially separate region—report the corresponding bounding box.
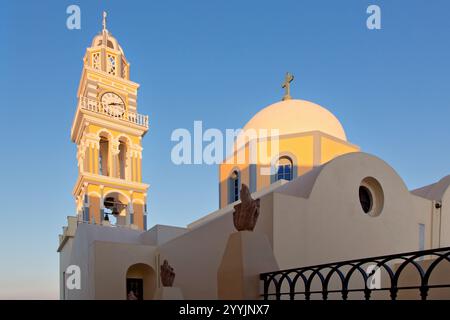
[160,260,175,287]
[233,184,260,231]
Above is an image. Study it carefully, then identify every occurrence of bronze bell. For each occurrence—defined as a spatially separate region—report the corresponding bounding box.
[112,207,120,216]
[104,197,115,209]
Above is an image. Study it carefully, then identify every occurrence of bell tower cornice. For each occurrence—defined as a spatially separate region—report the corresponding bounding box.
[77,66,140,99]
[71,110,148,144]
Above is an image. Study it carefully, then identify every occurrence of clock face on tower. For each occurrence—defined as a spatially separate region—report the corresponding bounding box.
[101,92,125,116]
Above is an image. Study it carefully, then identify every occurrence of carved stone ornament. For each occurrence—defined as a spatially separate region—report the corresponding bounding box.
[233,184,260,231]
[160,259,175,287]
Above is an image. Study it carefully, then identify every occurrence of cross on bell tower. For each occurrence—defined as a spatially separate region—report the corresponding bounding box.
[102,11,107,32]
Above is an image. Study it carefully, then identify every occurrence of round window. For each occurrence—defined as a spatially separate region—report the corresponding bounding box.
[359,186,373,214]
[359,177,384,217]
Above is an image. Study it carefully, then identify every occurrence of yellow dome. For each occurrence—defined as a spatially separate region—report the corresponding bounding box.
[242,99,347,141]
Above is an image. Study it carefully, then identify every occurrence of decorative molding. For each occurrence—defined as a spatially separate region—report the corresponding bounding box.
[222,130,359,165]
[87,191,101,198]
[116,133,132,145]
[103,189,131,203]
[72,112,148,144]
[72,172,149,197]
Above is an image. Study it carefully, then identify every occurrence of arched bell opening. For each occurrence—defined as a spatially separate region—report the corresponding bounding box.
[103,192,130,226]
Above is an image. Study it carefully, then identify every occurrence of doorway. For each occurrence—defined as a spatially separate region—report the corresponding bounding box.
[125,263,156,300]
[126,278,143,300]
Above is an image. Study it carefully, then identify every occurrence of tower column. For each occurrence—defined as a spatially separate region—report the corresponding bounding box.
[136,144,143,182]
[99,186,105,222]
[129,145,142,182]
[132,201,145,230]
[117,52,123,79]
[137,153,142,183]
[132,153,136,182]
[130,149,137,181]
[77,143,85,173]
[125,148,133,181]
[84,133,100,174]
[110,139,120,178]
[143,193,148,230]
[93,145,99,174]
[88,144,93,173]
[89,193,101,224]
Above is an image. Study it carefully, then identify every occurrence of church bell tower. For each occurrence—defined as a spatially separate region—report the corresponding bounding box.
[71,12,149,230]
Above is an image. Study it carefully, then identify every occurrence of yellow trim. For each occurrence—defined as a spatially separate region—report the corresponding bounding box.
[73,173,149,197]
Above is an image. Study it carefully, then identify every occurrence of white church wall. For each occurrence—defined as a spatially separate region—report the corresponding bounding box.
[59,237,73,300]
[410,176,450,249]
[92,241,157,299]
[139,224,187,246]
[156,210,235,299]
[409,194,434,249]
[156,185,280,299]
[271,192,309,270]
[150,182,285,299]
[272,152,434,270]
[65,224,94,299]
[61,223,143,299]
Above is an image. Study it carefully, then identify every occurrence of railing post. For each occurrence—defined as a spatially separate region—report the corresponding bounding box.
[364,288,371,301]
[260,274,268,300]
[420,286,429,301]
[390,288,398,301]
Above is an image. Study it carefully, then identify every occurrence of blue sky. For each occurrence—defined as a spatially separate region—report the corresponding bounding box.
[0,0,449,299]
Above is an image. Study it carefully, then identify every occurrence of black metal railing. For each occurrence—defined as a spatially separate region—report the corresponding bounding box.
[260,247,450,300]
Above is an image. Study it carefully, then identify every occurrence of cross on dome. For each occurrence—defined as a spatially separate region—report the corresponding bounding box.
[281,72,294,101]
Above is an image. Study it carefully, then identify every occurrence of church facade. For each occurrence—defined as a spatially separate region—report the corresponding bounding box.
[58,15,450,300]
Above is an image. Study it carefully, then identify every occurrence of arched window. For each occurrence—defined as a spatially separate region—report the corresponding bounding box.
[99,137,109,176]
[275,156,293,181]
[118,140,127,179]
[228,170,240,204]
